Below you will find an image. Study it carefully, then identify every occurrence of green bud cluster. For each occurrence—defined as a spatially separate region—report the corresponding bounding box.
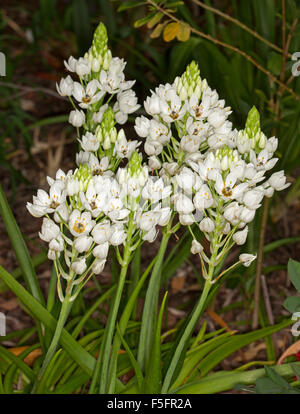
[174,61,207,100]
[86,22,112,72]
[215,145,239,171]
[74,164,92,191]
[243,106,267,152]
[95,107,117,150]
[128,151,143,177]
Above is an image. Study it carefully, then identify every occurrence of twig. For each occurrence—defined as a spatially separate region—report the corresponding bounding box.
[0,81,65,100]
[261,274,278,357]
[252,199,269,329]
[190,0,292,58]
[261,275,274,326]
[147,0,300,101]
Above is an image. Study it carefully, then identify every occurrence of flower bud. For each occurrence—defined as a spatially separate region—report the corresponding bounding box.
[199,217,215,233]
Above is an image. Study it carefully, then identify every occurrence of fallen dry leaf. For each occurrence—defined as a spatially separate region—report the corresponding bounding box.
[277,340,300,365]
[8,346,42,366]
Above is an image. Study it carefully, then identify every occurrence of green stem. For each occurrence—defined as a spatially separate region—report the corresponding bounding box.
[90,215,135,394]
[161,271,213,393]
[161,204,223,393]
[137,227,171,372]
[31,293,73,393]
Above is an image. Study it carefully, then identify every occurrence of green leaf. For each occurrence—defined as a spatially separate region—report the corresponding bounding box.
[0,184,44,305]
[288,259,300,292]
[134,12,156,28]
[0,264,96,376]
[175,363,300,394]
[116,323,144,391]
[267,52,282,76]
[196,319,292,377]
[283,296,300,313]
[117,1,145,11]
[144,292,168,393]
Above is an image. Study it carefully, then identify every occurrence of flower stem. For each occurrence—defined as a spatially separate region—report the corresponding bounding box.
[31,293,72,393]
[161,205,223,393]
[89,214,135,394]
[137,226,172,372]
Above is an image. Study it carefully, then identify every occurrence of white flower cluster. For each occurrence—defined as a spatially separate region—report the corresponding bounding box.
[28,24,290,297]
[134,61,290,275]
[56,23,140,131]
[27,149,173,299]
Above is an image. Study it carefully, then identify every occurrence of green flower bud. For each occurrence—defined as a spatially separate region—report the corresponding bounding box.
[244,106,267,153]
[245,106,260,139]
[88,22,112,72]
[216,145,239,170]
[74,164,92,191]
[176,61,204,100]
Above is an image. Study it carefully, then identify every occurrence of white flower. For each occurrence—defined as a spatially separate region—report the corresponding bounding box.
[215,172,248,201]
[180,135,201,153]
[179,214,195,225]
[199,217,215,233]
[134,116,151,137]
[239,206,255,224]
[233,226,248,245]
[243,188,264,210]
[175,194,194,214]
[66,177,80,196]
[114,89,140,115]
[268,171,290,191]
[54,204,70,223]
[191,239,203,254]
[80,183,107,218]
[71,258,87,275]
[76,150,90,166]
[194,184,214,210]
[250,149,278,171]
[157,207,172,226]
[64,56,77,72]
[48,249,59,261]
[109,224,126,246]
[115,131,139,159]
[160,90,186,123]
[56,75,73,96]
[144,94,161,116]
[88,154,110,175]
[239,253,256,267]
[92,259,106,274]
[207,108,226,128]
[148,156,161,170]
[39,218,60,242]
[138,211,160,232]
[69,110,85,127]
[93,242,109,259]
[75,57,91,77]
[79,132,99,152]
[92,104,108,124]
[92,221,111,244]
[142,177,171,203]
[142,226,158,242]
[73,80,103,109]
[74,235,93,253]
[49,235,64,252]
[148,120,171,145]
[175,167,197,195]
[69,210,95,237]
[27,183,66,217]
[223,202,242,225]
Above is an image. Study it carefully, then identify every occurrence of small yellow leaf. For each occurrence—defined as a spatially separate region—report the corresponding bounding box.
[150,23,165,39]
[147,12,163,29]
[177,23,191,42]
[163,22,180,42]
